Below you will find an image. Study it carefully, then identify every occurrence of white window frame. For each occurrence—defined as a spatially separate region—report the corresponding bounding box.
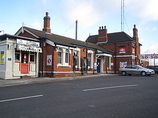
[30,52,35,63]
[58,48,62,64]
[57,46,70,67]
[15,50,20,63]
[87,50,94,69]
[64,49,69,65]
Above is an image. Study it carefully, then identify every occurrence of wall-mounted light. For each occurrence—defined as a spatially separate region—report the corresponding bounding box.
[7,44,11,50]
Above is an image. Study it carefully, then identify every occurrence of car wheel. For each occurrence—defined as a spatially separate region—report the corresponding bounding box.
[141,71,146,76]
[122,71,126,76]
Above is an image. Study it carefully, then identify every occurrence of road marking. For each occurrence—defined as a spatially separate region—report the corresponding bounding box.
[83,84,138,92]
[0,94,43,103]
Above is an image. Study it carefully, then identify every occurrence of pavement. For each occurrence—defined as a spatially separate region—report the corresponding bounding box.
[0,74,118,87]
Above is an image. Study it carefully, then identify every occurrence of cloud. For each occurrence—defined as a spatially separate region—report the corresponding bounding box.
[32,20,42,30]
[63,0,120,28]
[152,27,158,31]
[67,3,100,28]
[62,0,158,29]
[42,0,47,4]
[140,0,158,21]
[126,0,158,22]
[144,43,158,54]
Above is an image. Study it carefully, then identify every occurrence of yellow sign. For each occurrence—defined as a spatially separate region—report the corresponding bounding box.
[0,51,5,64]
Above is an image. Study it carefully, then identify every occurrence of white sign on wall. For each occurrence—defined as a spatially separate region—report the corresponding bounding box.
[139,54,158,59]
[17,39,42,53]
[119,48,126,53]
[47,55,52,66]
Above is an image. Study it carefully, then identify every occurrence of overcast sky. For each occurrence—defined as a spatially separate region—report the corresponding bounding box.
[0,0,158,65]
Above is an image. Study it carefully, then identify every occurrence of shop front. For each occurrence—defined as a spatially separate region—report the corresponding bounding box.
[0,34,42,79]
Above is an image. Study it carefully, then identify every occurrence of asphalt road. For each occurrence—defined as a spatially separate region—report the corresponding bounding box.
[0,74,158,118]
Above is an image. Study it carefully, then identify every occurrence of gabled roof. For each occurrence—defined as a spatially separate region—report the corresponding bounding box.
[16,27,113,54]
[0,33,39,42]
[86,32,135,44]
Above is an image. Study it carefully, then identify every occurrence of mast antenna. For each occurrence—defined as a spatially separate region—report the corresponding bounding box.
[121,0,124,31]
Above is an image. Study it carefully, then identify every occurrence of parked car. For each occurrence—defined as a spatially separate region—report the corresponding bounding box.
[119,65,155,76]
[147,66,158,73]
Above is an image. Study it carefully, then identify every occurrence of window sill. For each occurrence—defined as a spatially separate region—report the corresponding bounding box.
[57,64,71,67]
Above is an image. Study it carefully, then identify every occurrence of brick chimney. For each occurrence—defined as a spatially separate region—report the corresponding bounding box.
[133,24,138,39]
[133,24,141,62]
[97,26,108,43]
[43,12,51,33]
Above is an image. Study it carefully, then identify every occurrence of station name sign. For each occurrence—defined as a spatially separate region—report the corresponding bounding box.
[16,39,42,53]
[139,54,158,59]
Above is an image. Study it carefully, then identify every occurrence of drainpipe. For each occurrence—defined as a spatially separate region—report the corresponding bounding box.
[114,43,117,73]
[40,35,46,77]
[41,39,44,77]
[86,41,88,74]
[39,39,44,77]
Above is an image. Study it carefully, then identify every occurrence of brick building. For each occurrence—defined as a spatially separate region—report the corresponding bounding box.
[86,25,143,73]
[15,12,113,77]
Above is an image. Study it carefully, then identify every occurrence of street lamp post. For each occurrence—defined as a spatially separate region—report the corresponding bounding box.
[154,53,155,66]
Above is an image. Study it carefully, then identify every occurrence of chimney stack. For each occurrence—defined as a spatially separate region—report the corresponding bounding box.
[97,26,108,43]
[43,12,51,33]
[133,24,141,61]
[133,24,138,38]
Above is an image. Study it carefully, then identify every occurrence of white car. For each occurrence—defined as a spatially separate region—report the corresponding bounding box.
[119,65,155,76]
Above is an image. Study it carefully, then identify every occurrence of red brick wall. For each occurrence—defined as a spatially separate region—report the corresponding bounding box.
[100,41,141,72]
[19,31,37,39]
[18,30,103,77]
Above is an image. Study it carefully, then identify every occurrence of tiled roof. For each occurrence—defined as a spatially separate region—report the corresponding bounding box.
[86,32,135,44]
[20,27,113,54]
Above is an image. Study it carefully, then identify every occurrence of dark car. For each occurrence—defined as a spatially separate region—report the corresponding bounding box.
[148,66,158,73]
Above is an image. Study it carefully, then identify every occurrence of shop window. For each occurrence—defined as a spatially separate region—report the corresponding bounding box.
[15,51,20,62]
[120,61,127,68]
[30,53,35,62]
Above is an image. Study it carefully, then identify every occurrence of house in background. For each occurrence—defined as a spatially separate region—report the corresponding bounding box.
[14,12,113,78]
[86,25,147,73]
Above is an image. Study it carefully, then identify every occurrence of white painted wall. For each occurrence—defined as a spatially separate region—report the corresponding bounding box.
[0,40,7,79]
[0,37,40,79]
[5,38,18,79]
